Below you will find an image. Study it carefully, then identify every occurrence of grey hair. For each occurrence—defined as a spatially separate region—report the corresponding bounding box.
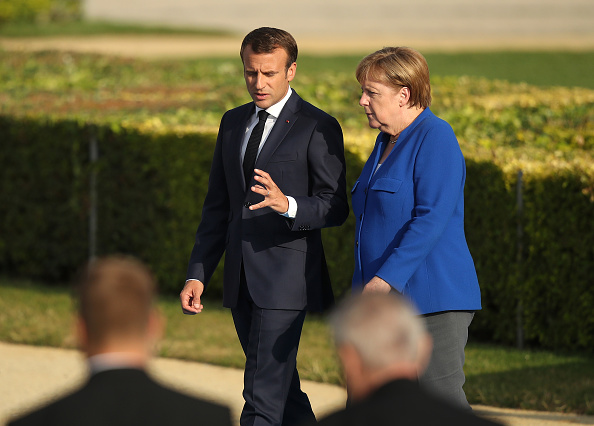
[330,293,427,369]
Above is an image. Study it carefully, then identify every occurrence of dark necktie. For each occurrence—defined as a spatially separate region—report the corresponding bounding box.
[243,110,269,187]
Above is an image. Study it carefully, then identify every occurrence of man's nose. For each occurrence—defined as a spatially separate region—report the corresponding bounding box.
[255,73,265,89]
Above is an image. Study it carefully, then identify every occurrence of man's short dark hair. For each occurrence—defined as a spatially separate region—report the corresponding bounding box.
[240,27,298,70]
[75,256,157,345]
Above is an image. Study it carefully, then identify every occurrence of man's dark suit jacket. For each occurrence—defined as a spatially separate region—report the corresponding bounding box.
[8,369,233,426]
[313,379,501,426]
[186,90,349,311]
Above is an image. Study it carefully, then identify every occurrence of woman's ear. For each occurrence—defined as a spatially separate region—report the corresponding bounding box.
[399,86,411,107]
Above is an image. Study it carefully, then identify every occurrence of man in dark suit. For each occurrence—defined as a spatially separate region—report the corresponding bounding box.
[180,27,349,426]
[311,293,501,426]
[9,256,233,426]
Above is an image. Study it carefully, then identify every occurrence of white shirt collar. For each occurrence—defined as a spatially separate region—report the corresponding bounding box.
[87,352,145,374]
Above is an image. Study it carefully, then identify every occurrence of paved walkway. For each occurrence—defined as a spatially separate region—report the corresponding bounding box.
[2,0,594,58]
[1,342,593,425]
[83,0,594,48]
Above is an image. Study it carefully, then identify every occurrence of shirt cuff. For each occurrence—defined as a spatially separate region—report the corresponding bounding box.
[280,196,297,218]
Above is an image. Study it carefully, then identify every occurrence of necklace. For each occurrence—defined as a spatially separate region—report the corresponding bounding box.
[389,135,399,144]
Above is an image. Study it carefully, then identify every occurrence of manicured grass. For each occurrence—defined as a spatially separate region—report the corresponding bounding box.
[1,279,592,414]
[0,20,233,38]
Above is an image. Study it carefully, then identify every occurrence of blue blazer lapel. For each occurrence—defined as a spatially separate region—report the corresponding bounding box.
[366,135,386,186]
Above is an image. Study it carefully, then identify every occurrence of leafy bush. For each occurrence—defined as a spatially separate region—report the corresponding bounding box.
[1,51,593,352]
[0,0,80,24]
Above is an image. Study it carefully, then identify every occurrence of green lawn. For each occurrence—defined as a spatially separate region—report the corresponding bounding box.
[1,280,592,415]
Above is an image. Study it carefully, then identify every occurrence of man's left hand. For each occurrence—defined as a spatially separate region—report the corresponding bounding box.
[249,169,289,214]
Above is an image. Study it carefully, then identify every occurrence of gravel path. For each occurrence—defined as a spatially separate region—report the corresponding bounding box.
[2,0,593,58]
[1,342,593,425]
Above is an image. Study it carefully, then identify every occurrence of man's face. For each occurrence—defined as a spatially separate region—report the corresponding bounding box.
[242,45,296,109]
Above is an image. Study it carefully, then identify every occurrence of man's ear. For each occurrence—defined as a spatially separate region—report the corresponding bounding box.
[76,316,88,352]
[416,334,434,376]
[147,309,164,345]
[287,62,297,82]
[338,344,358,370]
[338,343,372,403]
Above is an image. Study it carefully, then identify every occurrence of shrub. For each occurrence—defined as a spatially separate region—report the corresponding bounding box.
[1,51,593,352]
[0,0,80,24]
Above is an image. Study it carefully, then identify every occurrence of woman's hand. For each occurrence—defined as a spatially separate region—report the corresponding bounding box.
[363,276,393,294]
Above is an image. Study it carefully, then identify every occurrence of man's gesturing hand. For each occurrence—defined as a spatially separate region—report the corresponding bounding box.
[249,169,289,214]
[180,279,205,314]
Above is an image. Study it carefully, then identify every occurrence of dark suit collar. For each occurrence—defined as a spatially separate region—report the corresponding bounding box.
[235,91,302,190]
[89,367,150,383]
[253,91,301,171]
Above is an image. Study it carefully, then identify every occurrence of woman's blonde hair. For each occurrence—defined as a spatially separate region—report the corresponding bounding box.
[356,47,432,108]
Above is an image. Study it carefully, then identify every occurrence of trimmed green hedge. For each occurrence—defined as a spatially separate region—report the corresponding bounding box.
[1,114,593,352]
[0,117,218,292]
[0,0,80,24]
[1,51,593,352]
[0,115,360,298]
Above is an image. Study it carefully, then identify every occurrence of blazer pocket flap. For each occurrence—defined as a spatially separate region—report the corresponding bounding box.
[371,177,402,193]
[273,234,308,252]
[269,152,298,163]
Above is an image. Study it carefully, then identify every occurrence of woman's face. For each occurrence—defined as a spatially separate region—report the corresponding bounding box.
[359,79,406,136]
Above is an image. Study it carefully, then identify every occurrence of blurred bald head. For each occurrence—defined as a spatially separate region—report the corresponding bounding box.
[330,293,433,401]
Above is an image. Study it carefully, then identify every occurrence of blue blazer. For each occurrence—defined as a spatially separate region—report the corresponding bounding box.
[351,108,481,314]
[187,91,349,311]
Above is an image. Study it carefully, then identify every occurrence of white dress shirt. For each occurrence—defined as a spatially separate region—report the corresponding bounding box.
[241,87,297,218]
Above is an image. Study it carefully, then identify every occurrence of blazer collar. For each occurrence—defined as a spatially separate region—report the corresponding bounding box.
[253,90,301,171]
[371,107,433,173]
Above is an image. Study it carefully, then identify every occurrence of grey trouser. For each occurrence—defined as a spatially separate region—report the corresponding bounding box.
[419,311,475,409]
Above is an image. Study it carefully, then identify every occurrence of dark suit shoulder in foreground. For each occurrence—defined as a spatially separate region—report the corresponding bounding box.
[313,379,500,426]
[9,369,232,426]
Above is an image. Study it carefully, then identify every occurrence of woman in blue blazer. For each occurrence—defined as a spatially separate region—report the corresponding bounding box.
[351,47,482,409]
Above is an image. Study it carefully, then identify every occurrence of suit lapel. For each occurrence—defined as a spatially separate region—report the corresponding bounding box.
[229,104,256,190]
[254,92,300,171]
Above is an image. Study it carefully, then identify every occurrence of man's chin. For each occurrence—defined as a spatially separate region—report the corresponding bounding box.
[252,96,270,109]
